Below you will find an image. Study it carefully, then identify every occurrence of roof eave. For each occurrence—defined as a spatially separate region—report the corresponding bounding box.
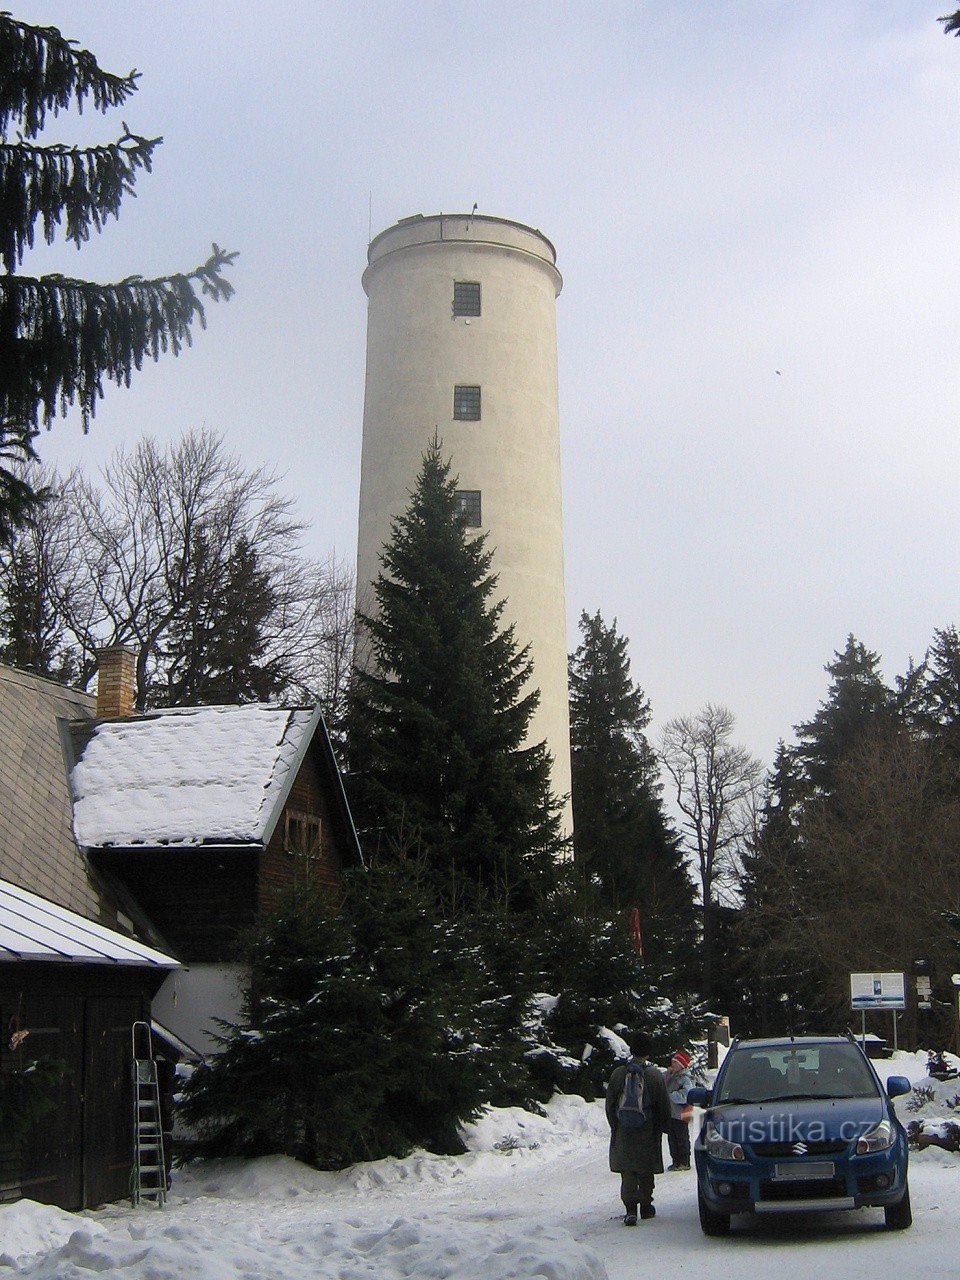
[0,953,181,969]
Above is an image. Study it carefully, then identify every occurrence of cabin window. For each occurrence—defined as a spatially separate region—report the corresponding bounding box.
[284,810,323,861]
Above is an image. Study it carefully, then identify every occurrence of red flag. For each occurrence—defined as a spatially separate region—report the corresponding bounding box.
[628,907,643,958]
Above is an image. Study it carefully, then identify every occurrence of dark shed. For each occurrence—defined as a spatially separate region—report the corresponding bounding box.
[0,878,178,1209]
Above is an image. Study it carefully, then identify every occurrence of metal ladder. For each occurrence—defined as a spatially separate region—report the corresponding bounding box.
[131,1021,167,1208]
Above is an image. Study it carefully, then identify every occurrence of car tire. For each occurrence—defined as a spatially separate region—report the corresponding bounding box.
[884,1183,912,1231]
[698,1185,731,1237]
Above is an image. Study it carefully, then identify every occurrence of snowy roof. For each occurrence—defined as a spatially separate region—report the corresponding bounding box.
[0,877,179,967]
[70,704,316,850]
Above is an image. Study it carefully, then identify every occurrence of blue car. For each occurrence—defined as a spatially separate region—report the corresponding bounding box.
[688,1035,912,1235]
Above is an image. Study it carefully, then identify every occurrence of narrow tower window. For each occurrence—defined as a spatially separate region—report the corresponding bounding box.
[455,490,481,527]
[453,385,481,420]
[453,281,481,316]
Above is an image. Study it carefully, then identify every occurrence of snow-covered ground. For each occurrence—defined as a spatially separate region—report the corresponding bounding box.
[3,1051,959,1280]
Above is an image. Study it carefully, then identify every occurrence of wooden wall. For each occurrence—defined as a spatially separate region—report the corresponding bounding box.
[0,966,158,1210]
[259,748,346,910]
[94,848,259,963]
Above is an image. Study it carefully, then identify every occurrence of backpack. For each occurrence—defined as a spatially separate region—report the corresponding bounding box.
[617,1063,653,1130]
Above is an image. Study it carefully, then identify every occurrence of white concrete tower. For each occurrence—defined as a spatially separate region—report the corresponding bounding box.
[357,212,572,834]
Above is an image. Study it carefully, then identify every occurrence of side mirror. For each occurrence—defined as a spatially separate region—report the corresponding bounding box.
[687,1087,712,1107]
[886,1075,912,1100]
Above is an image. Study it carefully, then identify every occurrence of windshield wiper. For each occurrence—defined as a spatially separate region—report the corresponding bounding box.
[766,1092,831,1102]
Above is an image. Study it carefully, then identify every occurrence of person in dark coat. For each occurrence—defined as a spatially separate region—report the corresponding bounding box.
[605,1031,672,1224]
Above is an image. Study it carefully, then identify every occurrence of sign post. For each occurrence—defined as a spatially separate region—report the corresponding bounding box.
[850,972,906,1053]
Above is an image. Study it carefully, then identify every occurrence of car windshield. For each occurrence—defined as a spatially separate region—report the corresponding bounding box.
[714,1044,878,1104]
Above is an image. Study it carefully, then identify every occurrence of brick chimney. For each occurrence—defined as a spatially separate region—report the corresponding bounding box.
[95,645,137,719]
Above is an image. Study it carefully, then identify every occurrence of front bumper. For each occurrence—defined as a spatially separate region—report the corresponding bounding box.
[694,1137,908,1216]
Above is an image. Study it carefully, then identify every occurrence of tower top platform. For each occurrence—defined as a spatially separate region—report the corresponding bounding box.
[364,213,561,295]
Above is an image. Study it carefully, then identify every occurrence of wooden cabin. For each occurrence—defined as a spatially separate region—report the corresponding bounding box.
[66,647,364,1054]
[0,650,364,1205]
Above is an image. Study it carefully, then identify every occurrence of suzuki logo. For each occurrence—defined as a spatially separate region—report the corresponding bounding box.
[793,1142,808,1156]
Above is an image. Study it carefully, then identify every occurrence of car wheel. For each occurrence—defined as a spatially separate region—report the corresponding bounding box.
[884,1183,912,1231]
[698,1185,731,1237]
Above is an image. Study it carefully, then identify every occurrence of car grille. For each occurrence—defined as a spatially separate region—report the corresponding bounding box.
[751,1139,848,1158]
[760,1177,846,1202]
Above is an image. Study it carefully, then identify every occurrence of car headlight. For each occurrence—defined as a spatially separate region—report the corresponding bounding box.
[702,1122,744,1161]
[856,1119,895,1154]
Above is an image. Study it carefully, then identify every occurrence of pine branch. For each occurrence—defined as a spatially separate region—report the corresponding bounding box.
[941,10,960,36]
[0,245,238,430]
[0,130,162,271]
[0,13,138,138]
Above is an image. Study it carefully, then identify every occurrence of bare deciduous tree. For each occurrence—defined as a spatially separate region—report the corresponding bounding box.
[61,431,305,702]
[269,549,357,736]
[0,433,355,722]
[660,703,764,999]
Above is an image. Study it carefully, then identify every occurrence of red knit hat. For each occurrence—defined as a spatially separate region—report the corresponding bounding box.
[672,1050,692,1068]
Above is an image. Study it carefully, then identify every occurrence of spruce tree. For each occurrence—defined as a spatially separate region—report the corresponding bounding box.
[523,869,702,1100]
[0,539,73,680]
[158,533,284,706]
[748,640,894,1024]
[568,610,697,980]
[0,14,235,538]
[347,439,564,901]
[900,626,960,756]
[793,635,893,796]
[178,862,536,1168]
[737,743,820,1031]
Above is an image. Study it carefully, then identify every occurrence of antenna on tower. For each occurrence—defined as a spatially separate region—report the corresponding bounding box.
[467,202,478,228]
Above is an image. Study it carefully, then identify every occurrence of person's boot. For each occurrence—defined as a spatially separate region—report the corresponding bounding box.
[639,1203,656,1220]
[623,1206,638,1226]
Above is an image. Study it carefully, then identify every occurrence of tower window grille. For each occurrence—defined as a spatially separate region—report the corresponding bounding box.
[455,490,481,527]
[453,385,481,420]
[453,281,481,316]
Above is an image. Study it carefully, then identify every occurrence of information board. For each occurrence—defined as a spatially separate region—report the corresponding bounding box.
[850,972,905,1010]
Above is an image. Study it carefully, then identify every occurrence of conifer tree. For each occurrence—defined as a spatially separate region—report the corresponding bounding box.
[899,626,960,758]
[0,14,235,538]
[158,533,284,706]
[737,743,820,1031]
[347,439,564,901]
[793,635,893,796]
[0,542,70,679]
[0,539,67,680]
[523,868,702,1099]
[739,639,895,1029]
[0,466,75,679]
[567,610,697,979]
[740,633,960,1035]
[178,862,537,1168]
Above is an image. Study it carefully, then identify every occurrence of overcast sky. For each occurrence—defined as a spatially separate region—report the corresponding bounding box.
[17,1,960,770]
